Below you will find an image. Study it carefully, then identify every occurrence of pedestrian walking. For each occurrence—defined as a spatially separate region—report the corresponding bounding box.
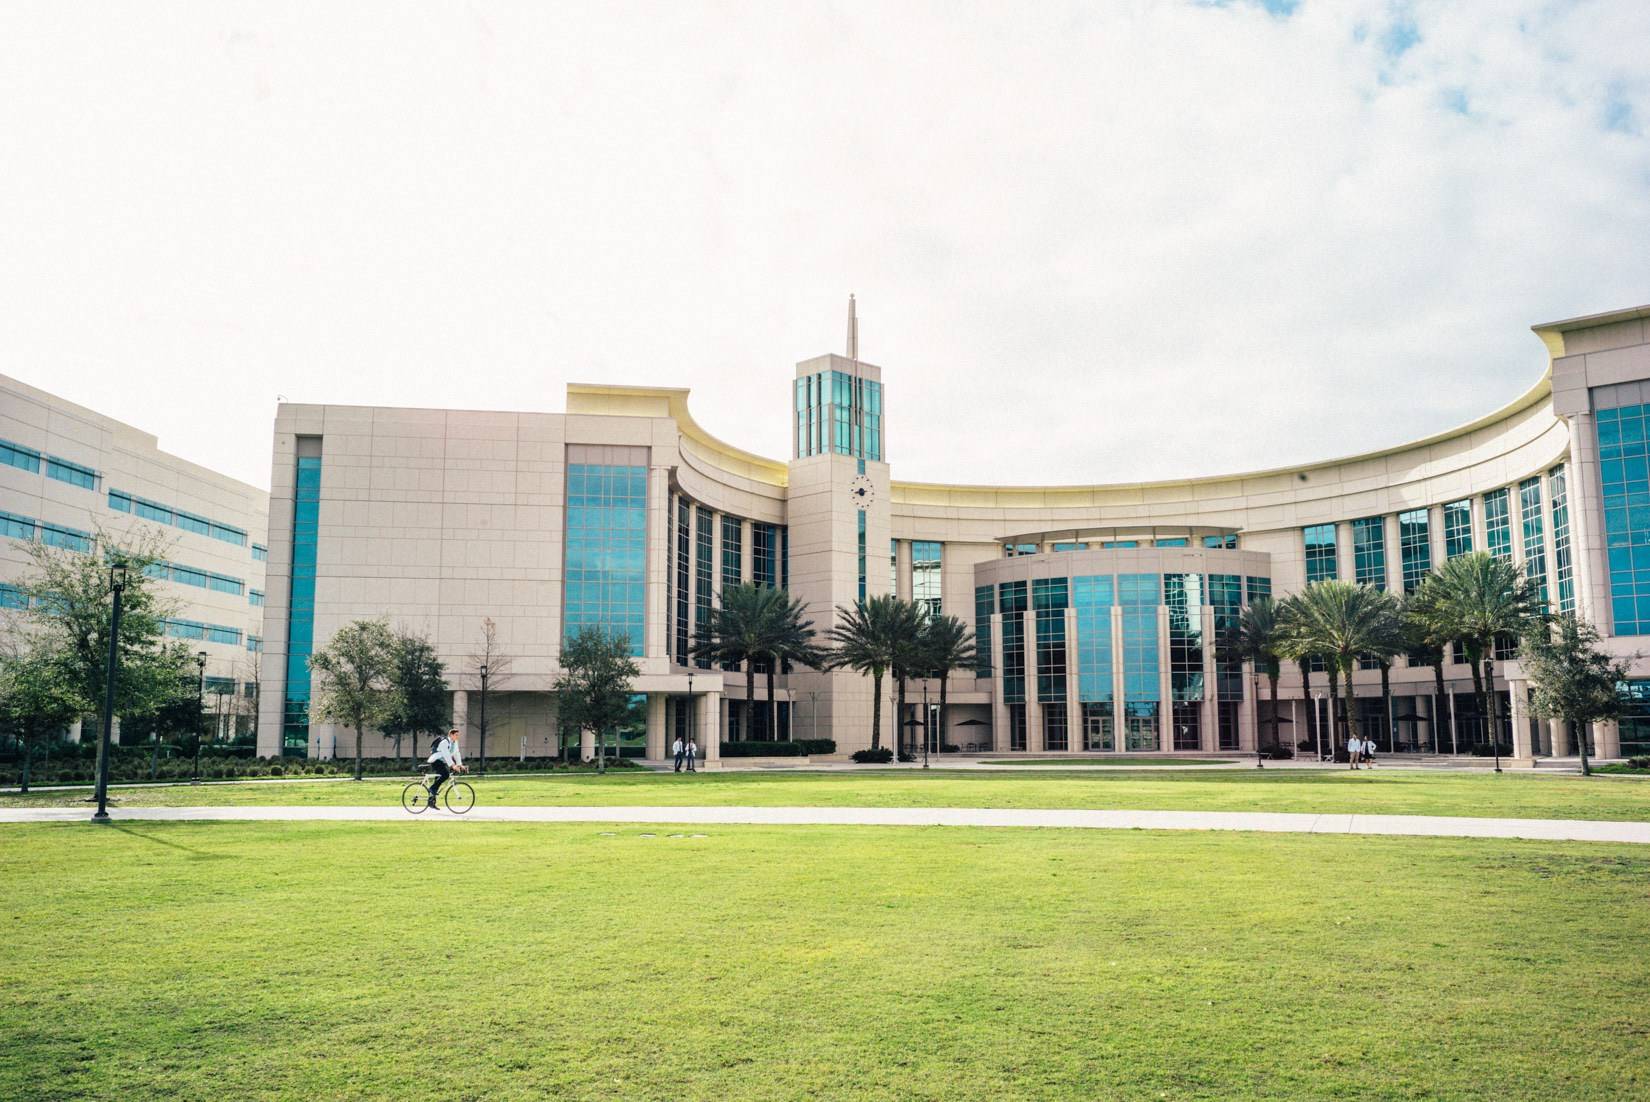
[1346,734,1362,770]
[686,737,698,773]
[672,735,685,773]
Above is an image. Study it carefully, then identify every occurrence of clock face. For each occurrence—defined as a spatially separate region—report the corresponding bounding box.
[848,474,876,510]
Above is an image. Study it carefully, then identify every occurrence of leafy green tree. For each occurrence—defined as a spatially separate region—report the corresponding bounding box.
[553,627,640,773]
[381,629,448,767]
[1279,582,1404,754]
[0,636,82,792]
[12,528,189,728]
[826,595,922,752]
[915,614,975,757]
[309,618,397,781]
[1521,614,1632,777]
[1229,596,1285,754]
[1410,553,1545,770]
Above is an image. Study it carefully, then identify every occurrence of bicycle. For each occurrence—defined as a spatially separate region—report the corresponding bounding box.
[401,770,476,815]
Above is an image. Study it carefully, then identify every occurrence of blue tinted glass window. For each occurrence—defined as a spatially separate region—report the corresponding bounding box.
[1303,524,1336,583]
[283,452,323,757]
[974,585,994,678]
[1484,488,1512,559]
[1073,575,1113,703]
[0,439,42,474]
[1352,517,1386,589]
[1442,500,1472,559]
[46,457,98,489]
[563,463,649,657]
[1549,465,1573,613]
[0,511,36,540]
[1398,509,1430,593]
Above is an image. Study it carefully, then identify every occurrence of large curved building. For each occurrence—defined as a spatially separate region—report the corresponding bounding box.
[256,302,1650,764]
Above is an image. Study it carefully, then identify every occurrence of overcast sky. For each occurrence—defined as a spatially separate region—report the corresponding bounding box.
[2,1,1647,492]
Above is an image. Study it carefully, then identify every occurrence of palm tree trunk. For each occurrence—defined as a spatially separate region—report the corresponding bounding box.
[1342,658,1359,757]
[745,661,756,742]
[766,660,777,742]
[938,672,950,757]
[354,722,364,781]
[1327,662,1341,752]
[1467,647,1486,749]
[1379,661,1392,753]
[896,674,908,759]
[19,737,31,794]
[1267,671,1279,753]
[870,671,883,751]
[1299,660,1315,755]
[1431,655,1447,755]
[1483,653,1502,773]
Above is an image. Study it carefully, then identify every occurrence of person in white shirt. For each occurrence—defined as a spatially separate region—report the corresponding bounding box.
[426,727,466,807]
[672,735,686,773]
[685,737,698,773]
[1346,735,1362,770]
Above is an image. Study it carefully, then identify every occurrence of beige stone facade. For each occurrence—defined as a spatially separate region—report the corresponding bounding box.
[0,373,269,742]
[253,304,1650,763]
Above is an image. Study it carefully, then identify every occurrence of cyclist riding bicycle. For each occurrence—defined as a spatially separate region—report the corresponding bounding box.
[426,727,466,809]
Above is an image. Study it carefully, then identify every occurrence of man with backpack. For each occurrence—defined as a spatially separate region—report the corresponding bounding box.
[427,727,466,808]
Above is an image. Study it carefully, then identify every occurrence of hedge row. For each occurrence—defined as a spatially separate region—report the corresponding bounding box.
[720,741,807,757]
[9,753,638,787]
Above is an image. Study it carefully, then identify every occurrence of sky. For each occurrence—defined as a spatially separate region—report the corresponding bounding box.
[2,1,1647,492]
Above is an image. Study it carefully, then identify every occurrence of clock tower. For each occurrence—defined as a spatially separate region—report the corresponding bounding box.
[786,297,893,754]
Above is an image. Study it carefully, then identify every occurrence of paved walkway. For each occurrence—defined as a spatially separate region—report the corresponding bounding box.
[3,804,1647,843]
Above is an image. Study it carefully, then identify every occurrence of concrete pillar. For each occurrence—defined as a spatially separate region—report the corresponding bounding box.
[110,716,121,746]
[1158,604,1173,752]
[1596,719,1621,760]
[1200,605,1217,753]
[67,718,82,744]
[645,693,666,760]
[740,519,753,584]
[580,727,595,761]
[1335,521,1355,582]
[990,612,1007,752]
[1065,607,1080,752]
[699,692,721,761]
[1509,681,1533,762]
[1551,718,1572,757]
[1426,503,1447,571]
[1384,513,1404,594]
[1111,605,1125,751]
[452,690,469,736]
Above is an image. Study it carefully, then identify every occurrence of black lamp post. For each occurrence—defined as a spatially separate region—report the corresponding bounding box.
[478,662,489,775]
[92,561,128,823]
[921,680,931,770]
[686,670,694,769]
[192,651,207,784]
[1252,671,1264,769]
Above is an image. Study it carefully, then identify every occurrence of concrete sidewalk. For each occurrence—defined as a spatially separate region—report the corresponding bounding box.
[3,804,1647,844]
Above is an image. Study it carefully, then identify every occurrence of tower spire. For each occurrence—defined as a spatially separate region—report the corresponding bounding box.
[846,293,858,364]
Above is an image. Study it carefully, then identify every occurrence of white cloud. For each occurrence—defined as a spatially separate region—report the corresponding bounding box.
[0,0,1645,489]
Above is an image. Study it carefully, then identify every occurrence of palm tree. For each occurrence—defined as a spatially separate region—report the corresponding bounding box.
[1410,553,1545,771]
[826,595,922,752]
[889,602,930,758]
[691,582,792,741]
[915,614,976,759]
[1400,589,1450,753]
[1279,582,1404,757]
[1230,596,1285,760]
[761,591,829,741]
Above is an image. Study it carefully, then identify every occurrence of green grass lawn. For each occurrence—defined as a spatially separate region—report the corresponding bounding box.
[981,756,1235,766]
[2,821,1646,1100]
[5,768,1650,821]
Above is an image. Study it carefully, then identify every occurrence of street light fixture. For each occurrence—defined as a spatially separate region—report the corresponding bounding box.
[92,561,128,823]
[1252,671,1263,769]
[192,650,207,784]
[478,662,489,775]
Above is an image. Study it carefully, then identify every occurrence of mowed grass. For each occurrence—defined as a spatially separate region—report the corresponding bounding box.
[2,822,1648,1100]
[981,757,1236,766]
[6,767,1650,821]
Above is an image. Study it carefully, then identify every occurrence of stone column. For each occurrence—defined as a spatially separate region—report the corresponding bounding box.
[67,718,82,745]
[645,693,666,761]
[1111,605,1125,750]
[1596,719,1621,760]
[1508,681,1532,762]
[740,519,753,584]
[1384,513,1404,594]
[1335,521,1355,582]
[1158,604,1173,752]
[699,691,721,762]
[452,690,469,736]
[110,716,121,746]
[1065,607,1080,751]
[1427,504,1447,570]
[580,727,595,761]
[1551,718,1572,758]
[990,612,1007,752]
[1200,605,1217,753]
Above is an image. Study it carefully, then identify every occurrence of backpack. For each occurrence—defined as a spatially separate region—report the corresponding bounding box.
[429,735,444,757]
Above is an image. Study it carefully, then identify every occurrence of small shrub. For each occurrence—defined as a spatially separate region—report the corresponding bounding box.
[851,748,894,764]
[1627,755,1650,770]
[1263,746,1295,760]
[719,741,807,758]
[795,739,836,756]
[1470,742,1514,758]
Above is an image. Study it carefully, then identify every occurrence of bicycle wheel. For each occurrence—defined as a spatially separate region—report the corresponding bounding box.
[401,781,430,814]
[444,781,475,815]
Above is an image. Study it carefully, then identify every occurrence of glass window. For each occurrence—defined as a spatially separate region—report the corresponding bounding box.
[998,581,1028,704]
[0,510,37,541]
[890,539,899,595]
[39,523,91,553]
[1619,680,1650,757]
[857,511,866,602]
[1398,509,1430,593]
[1203,534,1237,549]
[1549,465,1573,614]
[1246,576,1271,603]
[1303,524,1337,583]
[1155,538,1188,548]
[1598,405,1650,633]
[249,589,265,607]
[1053,542,1087,552]
[693,506,713,668]
[252,543,269,561]
[1102,541,1137,549]
[1042,702,1068,751]
[912,540,942,619]
[753,521,778,588]
[1165,573,1204,703]
[1033,577,1068,703]
[1119,573,1160,751]
[1519,476,1548,605]
[108,490,132,513]
[974,585,994,678]
[0,439,42,474]
[0,584,28,609]
[721,515,743,591]
[1081,702,1114,751]
[674,498,690,661]
[1484,488,1512,559]
[282,451,322,757]
[110,489,247,545]
[46,456,98,489]
[1073,575,1114,704]
[1003,543,1038,557]
[1443,500,1473,559]
[563,463,648,657]
[1352,517,1386,589]
[1210,574,1243,702]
